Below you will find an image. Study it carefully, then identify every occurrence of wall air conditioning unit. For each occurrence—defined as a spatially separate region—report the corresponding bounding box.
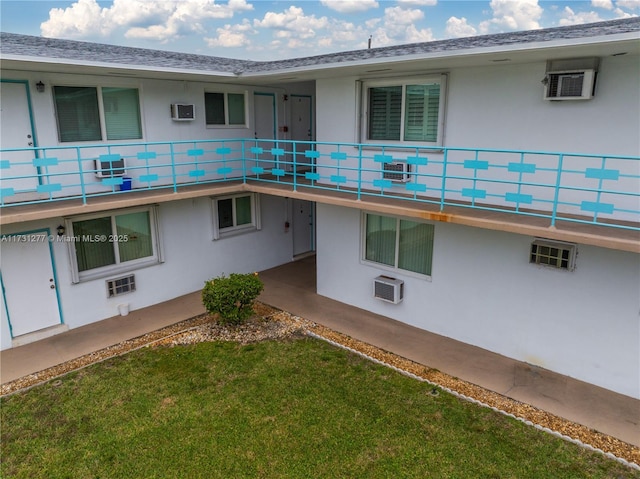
[382,162,412,183]
[373,275,404,304]
[171,103,195,121]
[543,69,595,100]
[95,157,125,178]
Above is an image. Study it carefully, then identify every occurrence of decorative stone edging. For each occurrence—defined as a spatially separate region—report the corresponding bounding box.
[304,330,640,471]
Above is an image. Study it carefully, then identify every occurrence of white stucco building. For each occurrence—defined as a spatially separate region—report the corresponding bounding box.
[1,18,638,399]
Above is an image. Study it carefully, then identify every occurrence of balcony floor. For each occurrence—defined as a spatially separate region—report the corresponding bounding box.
[1,179,638,253]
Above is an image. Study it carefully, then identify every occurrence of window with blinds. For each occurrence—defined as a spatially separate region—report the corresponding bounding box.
[363,75,445,145]
[364,213,434,276]
[67,207,159,282]
[53,86,102,142]
[103,88,142,140]
[53,85,142,143]
[368,86,402,140]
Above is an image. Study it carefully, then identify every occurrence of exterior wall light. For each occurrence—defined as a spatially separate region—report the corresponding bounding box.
[36,81,45,93]
[56,225,65,237]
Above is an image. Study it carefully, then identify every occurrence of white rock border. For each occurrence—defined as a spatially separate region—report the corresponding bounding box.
[307,331,640,471]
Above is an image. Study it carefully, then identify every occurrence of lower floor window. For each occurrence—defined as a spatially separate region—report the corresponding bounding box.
[212,193,261,239]
[530,239,576,271]
[67,207,160,282]
[363,213,434,276]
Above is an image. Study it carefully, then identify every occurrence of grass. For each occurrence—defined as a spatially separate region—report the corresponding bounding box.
[1,336,638,479]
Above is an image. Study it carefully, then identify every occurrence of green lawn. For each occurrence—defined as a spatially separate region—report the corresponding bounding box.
[1,337,637,478]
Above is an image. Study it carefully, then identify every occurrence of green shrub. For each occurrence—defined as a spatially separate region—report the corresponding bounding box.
[202,273,264,325]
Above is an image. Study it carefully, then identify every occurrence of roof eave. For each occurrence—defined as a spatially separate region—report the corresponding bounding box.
[0,54,240,79]
[239,31,640,78]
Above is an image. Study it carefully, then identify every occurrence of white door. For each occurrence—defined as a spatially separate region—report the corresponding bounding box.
[293,199,314,256]
[290,95,312,143]
[0,81,39,194]
[1,232,63,337]
[290,95,312,172]
[253,93,277,169]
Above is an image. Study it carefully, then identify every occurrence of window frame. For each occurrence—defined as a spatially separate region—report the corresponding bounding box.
[204,90,249,128]
[211,193,261,240]
[66,206,161,283]
[52,84,144,143]
[360,74,447,147]
[361,212,435,279]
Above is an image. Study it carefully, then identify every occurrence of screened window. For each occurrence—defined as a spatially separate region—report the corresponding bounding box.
[212,193,260,239]
[53,86,142,143]
[364,76,445,145]
[205,92,247,126]
[364,213,434,276]
[67,207,159,282]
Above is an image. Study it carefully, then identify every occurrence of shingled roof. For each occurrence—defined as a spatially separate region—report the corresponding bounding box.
[1,17,639,76]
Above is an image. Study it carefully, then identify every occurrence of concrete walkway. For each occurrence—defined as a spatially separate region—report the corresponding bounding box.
[1,255,638,447]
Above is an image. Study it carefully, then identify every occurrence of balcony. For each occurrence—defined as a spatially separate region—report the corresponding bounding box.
[1,139,638,252]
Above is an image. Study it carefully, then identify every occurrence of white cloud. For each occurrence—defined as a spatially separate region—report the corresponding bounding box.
[445,16,478,37]
[558,6,602,25]
[205,20,254,48]
[325,21,362,42]
[592,0,614,9]
[251,5,379,56]
[384,5,425,25]
[254,6,329,40]
[354,6,433,48]
[382,6,427,39]
[316,20,369,50]
[41,0,108,38]
[479,0,543,34]
[612,7,635,17]
[320,0,379,13]
[616,0,640,9]
[404,24,434,42]
[396,0,437,6]
[365,17,381,29]
[41,0,253,42]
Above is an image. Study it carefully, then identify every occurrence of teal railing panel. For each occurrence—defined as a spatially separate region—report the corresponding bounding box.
[0,138,637,232]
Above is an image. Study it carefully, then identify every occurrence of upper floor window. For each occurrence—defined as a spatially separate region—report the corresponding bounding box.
[205,92,247,127]
[53,86,142,143]
[362,75,446,146]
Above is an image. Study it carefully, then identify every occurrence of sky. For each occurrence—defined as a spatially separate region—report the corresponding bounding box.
[1,0,638,61]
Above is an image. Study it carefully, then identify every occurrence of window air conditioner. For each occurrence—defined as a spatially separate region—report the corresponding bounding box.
[543,70,595,100]
[382,162,412,183]
[95,157,125,178]
[373,275,404,304]
[171,103,195,120]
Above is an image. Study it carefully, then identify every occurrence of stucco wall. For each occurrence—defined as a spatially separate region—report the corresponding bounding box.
[315,54,640,156]
[1,70,314,146]
[444,56,640,155]
[1,194,293,350]
[316,202,640,399]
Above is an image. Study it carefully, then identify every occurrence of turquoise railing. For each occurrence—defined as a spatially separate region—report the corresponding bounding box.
[1,138,638,231]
